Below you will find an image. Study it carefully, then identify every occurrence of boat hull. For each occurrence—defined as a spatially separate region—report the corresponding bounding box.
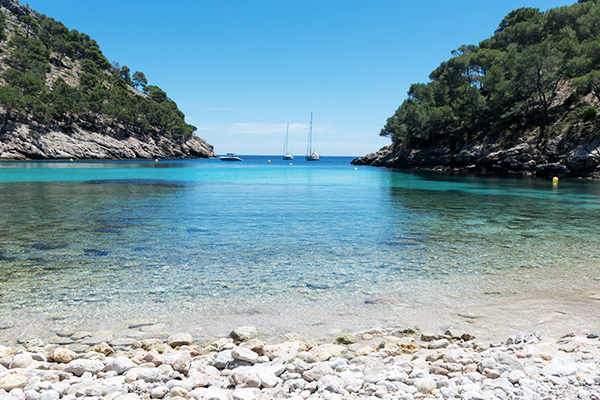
[219,153,243,161]
[283,154,294,160]
[306,153,320,161]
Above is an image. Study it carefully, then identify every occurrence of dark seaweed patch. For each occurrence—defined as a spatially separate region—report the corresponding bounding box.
[84,179,189,188]
[385,239,419,247]
[93,228,121,234]
[306,283,330,290]
[84,249,109,256]
[0,252,16,262]
[187,227,210,233]
[31,242,68,250]
[27,257,49,263]
[42,266,62,271]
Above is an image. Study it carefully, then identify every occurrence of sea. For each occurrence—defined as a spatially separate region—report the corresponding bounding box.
[1,156,599,343]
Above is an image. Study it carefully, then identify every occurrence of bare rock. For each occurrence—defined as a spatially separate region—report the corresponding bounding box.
[0,371,29,391]
[263,342,300,360]
[104,356,136,375]
[506,332,539,345]
[89,342,114,356]
[302,362,334,382]
[50,348,79,364]
[230,327,260,343]
[229,368,261,388]
[232,347,259,364]
[9,353,41,369]
[187,372,215,388]
[164,350,192,374]
[167,333,194,348]
[428,339,450,349]
[63,359,105,376]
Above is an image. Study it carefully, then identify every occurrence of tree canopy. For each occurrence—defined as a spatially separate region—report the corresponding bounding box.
[381,1,600,148]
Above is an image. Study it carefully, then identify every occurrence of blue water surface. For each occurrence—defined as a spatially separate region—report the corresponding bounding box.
[1,156,600,341]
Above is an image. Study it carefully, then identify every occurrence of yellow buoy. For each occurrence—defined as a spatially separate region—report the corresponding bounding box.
[552,176,558,184]
[155,159,158,162]
[69,158,73,162]
[289,163,292,166]
[268,160,271,163]
[354,167,357,170]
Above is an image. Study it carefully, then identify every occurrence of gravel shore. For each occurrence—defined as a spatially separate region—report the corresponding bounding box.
[1,325,599,400]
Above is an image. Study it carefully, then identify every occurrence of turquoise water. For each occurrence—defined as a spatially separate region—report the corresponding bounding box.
[1,156,600,342]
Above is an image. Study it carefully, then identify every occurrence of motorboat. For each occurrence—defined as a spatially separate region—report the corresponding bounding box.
[219,153,243,161]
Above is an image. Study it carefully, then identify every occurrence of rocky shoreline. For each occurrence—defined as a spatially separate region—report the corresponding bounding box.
[1,325,599,400]
[0,123,216,160]
[351,121,600,179]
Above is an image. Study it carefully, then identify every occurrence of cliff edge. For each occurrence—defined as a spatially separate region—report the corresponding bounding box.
[352,119,600,179]
[0,120,214,160]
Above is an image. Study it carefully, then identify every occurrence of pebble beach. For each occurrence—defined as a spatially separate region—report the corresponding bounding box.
[1,325,600,400]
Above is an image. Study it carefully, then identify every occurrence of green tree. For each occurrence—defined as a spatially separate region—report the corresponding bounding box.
[573,70,600,102]
[120,65,131,83]
[6,35,50,74]
[4,69,46,96]
[0,12,6,43]
[132,71,147,90]
[0,86,24,131]
[52,37,74,62]
[145,85,168,103]
[511,41,565,132]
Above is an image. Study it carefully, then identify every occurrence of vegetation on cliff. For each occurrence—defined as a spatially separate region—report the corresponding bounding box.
[380,0,600,151]
[0,3,197,141]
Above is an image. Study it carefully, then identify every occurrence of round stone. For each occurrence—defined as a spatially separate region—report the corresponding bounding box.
[230,327,260,343]
[167,333,194,348]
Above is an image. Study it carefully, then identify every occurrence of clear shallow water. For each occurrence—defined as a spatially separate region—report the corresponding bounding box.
[1,156,600,343]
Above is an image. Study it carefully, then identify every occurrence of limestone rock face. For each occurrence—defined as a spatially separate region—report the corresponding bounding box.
[0,124,215,160]
[0,0,33,16]
[352,122,600,179]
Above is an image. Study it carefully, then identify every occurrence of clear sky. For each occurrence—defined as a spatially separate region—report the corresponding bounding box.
[24,0,573,156]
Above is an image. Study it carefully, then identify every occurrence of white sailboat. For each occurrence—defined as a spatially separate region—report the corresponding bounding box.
[306,112,320,161]
[283,123,293,160]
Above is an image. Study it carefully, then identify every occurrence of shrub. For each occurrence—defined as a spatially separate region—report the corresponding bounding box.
[579,107,598,121]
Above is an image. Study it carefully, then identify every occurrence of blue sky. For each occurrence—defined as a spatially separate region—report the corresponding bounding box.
[25,0,573,156]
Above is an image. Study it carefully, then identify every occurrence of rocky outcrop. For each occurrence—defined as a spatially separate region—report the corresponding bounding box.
[0,0,33,16]
[0,122,215,160]
[0,0,215,161]
[352,121,600,179]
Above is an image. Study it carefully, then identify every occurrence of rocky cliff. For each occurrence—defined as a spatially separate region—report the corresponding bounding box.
[0,0,31,17]
[0,120,214,160]
[352,120,600,179]
[0,0,216,161]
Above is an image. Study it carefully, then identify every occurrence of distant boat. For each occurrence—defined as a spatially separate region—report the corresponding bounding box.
[305,112,320,161]
[219,153,243,161]
[283,123,293,160]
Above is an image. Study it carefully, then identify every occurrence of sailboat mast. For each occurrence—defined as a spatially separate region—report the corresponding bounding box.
[307,112,313,155]
[283,123,289,155]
